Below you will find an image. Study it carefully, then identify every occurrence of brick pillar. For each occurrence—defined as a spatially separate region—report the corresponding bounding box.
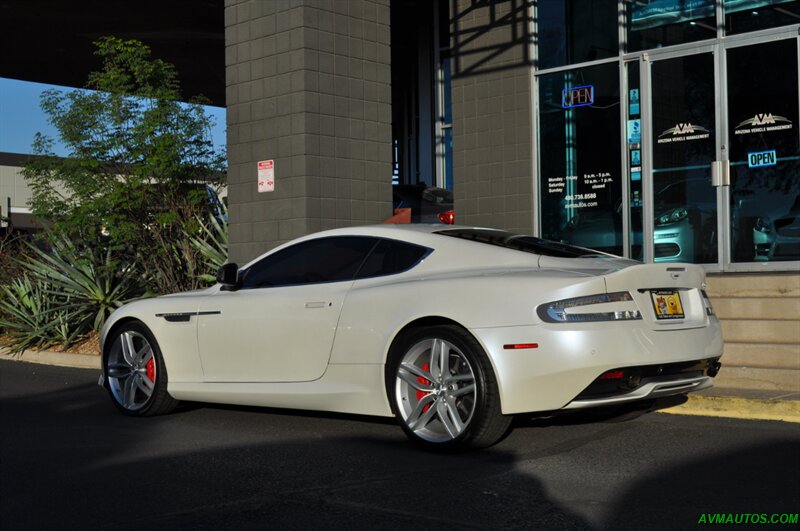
[224,0,392,263]
[449,0,534,234]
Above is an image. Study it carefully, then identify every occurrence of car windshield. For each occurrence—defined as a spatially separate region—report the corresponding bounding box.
[435,228,612,258]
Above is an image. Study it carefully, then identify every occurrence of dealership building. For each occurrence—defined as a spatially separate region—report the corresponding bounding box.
[1,1,797,392]
[222,0,798,392]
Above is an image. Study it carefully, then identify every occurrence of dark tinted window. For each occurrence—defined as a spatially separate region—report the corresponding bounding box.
[726,1,800,35]
[538,62,622,255]
[355,239,430,279]
[537,0,618,69]
[436,228,608,258]
[241,237,378,289]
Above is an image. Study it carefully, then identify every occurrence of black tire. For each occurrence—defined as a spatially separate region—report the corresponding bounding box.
[386,324,512,450]
[103,321,178,416]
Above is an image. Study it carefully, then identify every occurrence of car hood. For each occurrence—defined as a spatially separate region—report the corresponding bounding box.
[159,286,218,299]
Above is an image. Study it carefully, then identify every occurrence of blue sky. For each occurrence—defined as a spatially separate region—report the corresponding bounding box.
[0,77,227,158]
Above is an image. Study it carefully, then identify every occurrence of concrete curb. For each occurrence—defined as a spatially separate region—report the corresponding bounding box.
[0,348,101,370]
[657,394,800,424]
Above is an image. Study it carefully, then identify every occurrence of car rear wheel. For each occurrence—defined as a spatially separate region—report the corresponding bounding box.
[104,322,178,416]
[388,325,511,450]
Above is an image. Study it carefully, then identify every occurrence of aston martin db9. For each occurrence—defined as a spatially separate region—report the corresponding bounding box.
[100,225,723,449]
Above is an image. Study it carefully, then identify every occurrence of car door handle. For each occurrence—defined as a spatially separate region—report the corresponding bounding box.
[304,301,330,308]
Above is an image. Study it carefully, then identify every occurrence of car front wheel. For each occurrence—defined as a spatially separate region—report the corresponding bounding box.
[104,322,178,416]
[388,325,511,450]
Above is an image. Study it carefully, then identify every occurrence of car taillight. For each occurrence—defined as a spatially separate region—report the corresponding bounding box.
[536,291,642,323]
[438,210,455,224]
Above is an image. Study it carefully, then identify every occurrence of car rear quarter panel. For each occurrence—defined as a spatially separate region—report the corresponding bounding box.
[328,271,608,366]
[330,264,723,415]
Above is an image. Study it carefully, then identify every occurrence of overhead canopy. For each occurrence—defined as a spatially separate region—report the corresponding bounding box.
[0,0,225,106]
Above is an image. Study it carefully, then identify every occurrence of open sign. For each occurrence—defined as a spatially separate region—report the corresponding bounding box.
[748,150,777,168]
[562,85,594,109]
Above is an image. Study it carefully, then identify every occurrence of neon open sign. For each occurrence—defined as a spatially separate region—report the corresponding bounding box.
[748,150,777,168]
[562,85,594,109]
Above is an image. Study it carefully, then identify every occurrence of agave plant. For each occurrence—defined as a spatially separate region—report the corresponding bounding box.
[0,275,84,353]
[18,236,144,331]
[190,201,228,283]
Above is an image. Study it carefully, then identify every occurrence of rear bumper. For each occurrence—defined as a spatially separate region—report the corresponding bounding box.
[471,319,723,415]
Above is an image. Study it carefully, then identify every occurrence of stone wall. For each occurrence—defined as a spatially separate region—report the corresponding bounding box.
[224,0,392,263]
[449,0,534,233]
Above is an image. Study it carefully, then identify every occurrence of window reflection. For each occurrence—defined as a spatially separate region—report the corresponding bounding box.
[624,0,716,52]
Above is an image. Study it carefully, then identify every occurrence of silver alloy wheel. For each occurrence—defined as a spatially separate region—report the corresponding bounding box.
[394,337,477,443]
[107,330,157,411]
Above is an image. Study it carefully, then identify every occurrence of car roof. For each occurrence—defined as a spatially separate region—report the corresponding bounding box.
[304,223,489,238]
[239,224,508,269]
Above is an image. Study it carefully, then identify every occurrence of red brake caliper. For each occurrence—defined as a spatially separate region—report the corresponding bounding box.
[145,358,156,382]
[416,362,431,413]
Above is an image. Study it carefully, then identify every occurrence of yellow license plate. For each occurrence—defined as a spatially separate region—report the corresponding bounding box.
[650,290,685,320]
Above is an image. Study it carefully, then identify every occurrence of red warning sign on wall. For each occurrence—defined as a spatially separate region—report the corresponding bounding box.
[257,160,274,192]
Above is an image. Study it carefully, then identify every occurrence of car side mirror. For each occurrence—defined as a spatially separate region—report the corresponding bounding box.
[216,263,240,289]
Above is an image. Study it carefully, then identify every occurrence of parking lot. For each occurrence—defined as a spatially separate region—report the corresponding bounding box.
[1,360,798,530]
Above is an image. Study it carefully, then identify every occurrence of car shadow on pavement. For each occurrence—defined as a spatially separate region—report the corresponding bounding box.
[0,369,590,531]
[2,363,797,531]
[602,437,800,530]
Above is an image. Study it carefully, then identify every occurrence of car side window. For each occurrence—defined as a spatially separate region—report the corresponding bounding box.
[241,236,378,289]
[355,239,430,279]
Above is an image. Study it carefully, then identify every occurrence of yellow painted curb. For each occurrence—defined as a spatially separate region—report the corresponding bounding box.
[658,394,800,424]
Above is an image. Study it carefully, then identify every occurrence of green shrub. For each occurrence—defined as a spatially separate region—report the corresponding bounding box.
[190,201,228,283]
[0,275,83,353]
[19,235,145,332]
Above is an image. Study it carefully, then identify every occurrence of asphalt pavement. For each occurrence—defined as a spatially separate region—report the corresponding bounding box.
[1,360,798,530]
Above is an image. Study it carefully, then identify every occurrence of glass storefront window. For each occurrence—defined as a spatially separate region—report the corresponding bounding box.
[536,0,619,70]
[533,1,799,269]
[625,0,716,52]
[727,39,800,262]
[538,63,623,255]
[725,0,800,34]
[626,61,644,260]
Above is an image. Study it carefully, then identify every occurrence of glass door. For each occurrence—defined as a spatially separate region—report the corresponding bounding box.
[724,37,800,265]
[645,48,720,264]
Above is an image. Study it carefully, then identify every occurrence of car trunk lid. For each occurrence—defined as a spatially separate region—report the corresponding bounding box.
[603,263,710,330]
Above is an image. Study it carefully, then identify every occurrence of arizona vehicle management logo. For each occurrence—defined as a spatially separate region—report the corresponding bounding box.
[657,122,710,144]
[735,113,793,135]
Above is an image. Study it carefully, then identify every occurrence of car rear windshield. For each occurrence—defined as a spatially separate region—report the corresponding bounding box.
[435,228,610,258]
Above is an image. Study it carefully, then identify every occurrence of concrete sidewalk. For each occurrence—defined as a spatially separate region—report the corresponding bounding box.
[1,347,101,369]
[2,347,798,424]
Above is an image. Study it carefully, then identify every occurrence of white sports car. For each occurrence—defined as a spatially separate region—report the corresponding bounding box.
[100,225,723,449]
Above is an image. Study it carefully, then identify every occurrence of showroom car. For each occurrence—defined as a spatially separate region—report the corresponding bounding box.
[100,225,723,449]
[559,178,717,263]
